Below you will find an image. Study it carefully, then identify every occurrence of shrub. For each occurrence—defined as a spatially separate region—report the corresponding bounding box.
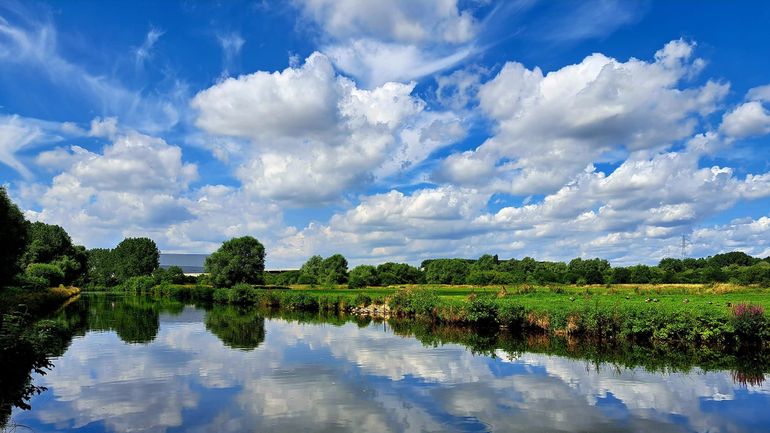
[496,302,526,328]
[229,283,256,305]
[732,303,767,342]
[465,296,497,323]
[121,275,155,293]
[25,263,65,288]
[388,289,438,317]
[353,293,372,307]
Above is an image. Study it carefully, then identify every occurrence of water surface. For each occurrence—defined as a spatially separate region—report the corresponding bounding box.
[9,295,770,432]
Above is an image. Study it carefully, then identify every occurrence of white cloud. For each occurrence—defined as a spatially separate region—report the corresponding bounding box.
[0,114,84,178]
[295,0,477,44]
[193,52,460,205]
[436,40,728,195]
[720,101,770,139]
[274,140,770,266]
[325,38,476,88]
[292,0,483,87]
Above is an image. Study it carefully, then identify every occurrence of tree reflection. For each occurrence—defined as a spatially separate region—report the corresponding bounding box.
[205,306,266,351]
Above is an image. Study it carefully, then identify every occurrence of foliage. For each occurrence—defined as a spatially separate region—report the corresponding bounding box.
[299,254,348,286]
[204,306,265,350]
[348,265,379,289]
[424,259,470,284]
[113,238,160,282]
[0,187,29,287]
[731,303,767,342]
[86,248,117,287]
[21,222,75,267]
[205,236,266,288]
[153,266,186,285]
[120,275,156,293]
[24,263,65,289]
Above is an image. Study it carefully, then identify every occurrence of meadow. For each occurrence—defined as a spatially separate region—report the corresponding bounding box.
[140,282,770,346]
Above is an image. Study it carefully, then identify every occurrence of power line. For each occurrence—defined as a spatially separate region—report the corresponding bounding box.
[680,234,690,259]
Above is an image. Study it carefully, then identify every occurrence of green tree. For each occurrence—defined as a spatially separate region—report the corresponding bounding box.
[21,222,75,267]
[424,259,470,284]
[321,254,348,285]
[86,248,116,287]
[376,262,423,285]
[348,265,379,288]
[0,187,29,287]
[205,306,266,350]
[298,255,324,285]
[112,238,160,282]
[567,258,610,284]
[205,236,265,288]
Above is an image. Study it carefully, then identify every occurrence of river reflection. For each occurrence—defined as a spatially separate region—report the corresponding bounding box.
[9,295,770,432]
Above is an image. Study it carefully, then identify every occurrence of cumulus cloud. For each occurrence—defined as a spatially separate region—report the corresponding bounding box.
[192,52,461,205]
[720,101,770,139]
[27,132,197,245]
[436,40,728,195]
[274,139,770,266]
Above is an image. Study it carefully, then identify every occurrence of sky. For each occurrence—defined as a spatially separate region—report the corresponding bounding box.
[1,0,770,269]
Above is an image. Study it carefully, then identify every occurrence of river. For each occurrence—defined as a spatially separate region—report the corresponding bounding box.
[7,294,770,432]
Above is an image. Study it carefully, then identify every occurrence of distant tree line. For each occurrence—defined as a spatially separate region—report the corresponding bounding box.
[3,186,770,291]
[268,251,770,288]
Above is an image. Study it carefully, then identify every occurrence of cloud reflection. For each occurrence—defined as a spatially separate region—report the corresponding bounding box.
[12,304,770,433]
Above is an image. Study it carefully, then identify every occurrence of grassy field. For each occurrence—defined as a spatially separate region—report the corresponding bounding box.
[138,282,769,346]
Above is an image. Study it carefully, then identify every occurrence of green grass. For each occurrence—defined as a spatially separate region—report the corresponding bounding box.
[125,282,770,346]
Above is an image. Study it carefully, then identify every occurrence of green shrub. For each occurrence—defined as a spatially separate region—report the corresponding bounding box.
[496,302,526,328]
[388,289,438,317]
[121,275,155,293]
[353,293,372,307]
[25,263,65,288]
[465,296,497,323]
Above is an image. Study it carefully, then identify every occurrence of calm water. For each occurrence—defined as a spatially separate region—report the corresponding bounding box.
[9,295,770,433]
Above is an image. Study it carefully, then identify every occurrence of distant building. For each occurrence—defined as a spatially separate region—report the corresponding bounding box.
[159,253,209,274]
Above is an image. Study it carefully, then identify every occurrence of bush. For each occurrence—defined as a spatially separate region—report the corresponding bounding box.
[121,275,155,293]
[25,263,65,288]
[388,289,438,317]
[353,293,372,307]
[465,296,497,323]
[732,303,767,342]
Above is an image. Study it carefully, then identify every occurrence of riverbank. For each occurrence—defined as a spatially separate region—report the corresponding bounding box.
[0,286,81,427]
[0,286,81,316]
[124,283,770,346]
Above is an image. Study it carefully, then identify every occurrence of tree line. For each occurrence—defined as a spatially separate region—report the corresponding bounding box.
[3,186,770,291]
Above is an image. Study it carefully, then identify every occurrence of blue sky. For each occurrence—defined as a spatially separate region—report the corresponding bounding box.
[2,0,770,268]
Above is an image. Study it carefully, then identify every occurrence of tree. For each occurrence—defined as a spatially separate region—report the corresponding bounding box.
[321,254,348,285]
[21,222,75,267]
[567,258,610,284]
[376,262,423,285]
[708,251,758,268]
[424,259,470,284]
[348,265,379,289]
[298,255,324,285]
[205,236,265,288]
[112,238,160,282]
[0,187,29,287]
[86,248,117,287]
